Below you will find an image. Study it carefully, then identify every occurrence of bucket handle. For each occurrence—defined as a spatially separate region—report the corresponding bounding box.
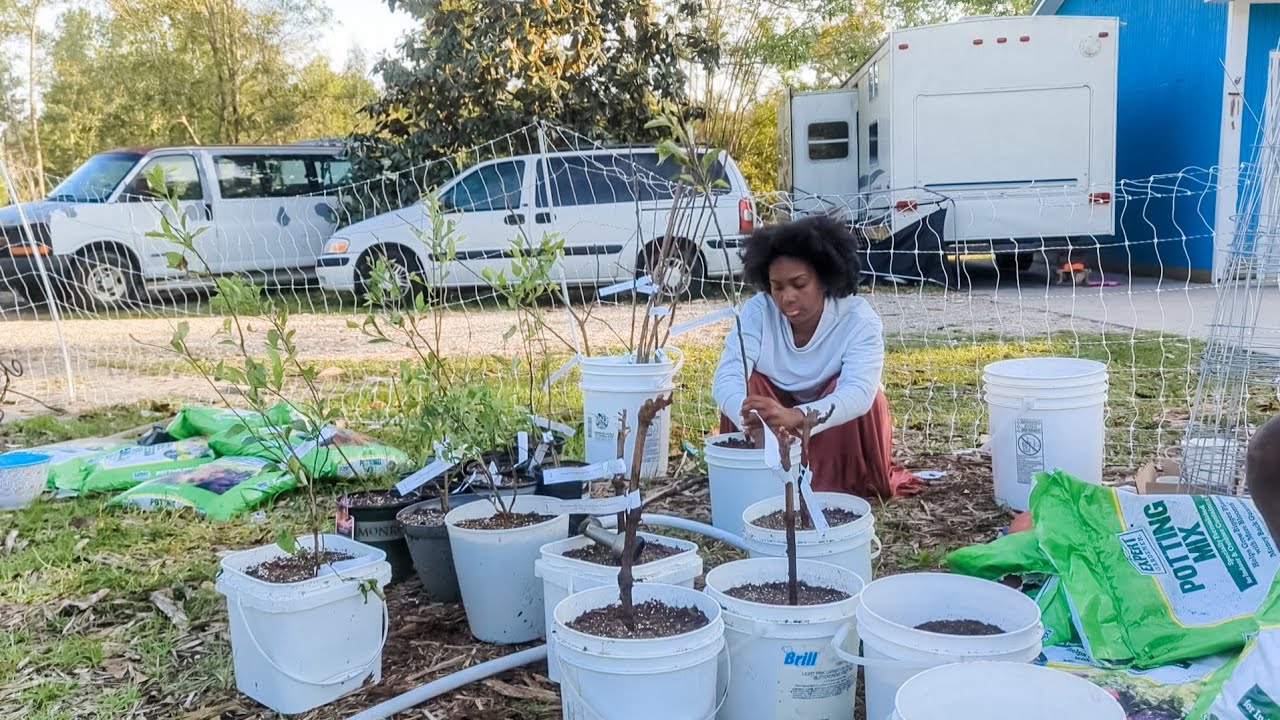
[828,621,942,671]
[556,637,730,720]
[657,346,685,379]
[234,592,389,687]
[870,534,882,561]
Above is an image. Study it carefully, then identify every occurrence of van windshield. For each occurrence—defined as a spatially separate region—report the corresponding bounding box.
[47,152,143,203]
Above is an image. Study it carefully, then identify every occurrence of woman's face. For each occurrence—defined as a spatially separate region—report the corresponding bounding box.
[768,256,825,329]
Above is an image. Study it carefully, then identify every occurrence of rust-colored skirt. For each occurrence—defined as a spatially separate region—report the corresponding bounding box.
[719,372,920,499]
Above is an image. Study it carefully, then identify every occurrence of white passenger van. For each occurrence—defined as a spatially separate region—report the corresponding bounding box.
[315,145,757,298]
[0,144,350,308]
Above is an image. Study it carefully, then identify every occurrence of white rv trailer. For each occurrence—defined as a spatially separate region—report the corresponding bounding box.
[779,15,1118,270]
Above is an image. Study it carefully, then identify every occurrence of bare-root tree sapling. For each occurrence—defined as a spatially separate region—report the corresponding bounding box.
[617,393,674,627]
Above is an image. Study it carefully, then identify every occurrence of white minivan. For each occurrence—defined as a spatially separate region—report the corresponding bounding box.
[315,146,757,297]
[0,144,350,308]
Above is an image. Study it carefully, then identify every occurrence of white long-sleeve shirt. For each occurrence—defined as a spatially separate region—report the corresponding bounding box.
[712,293,884,435]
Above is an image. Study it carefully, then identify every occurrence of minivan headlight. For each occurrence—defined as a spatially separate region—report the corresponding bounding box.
[323,237,351,255]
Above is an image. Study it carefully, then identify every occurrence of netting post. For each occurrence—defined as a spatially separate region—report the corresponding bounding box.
[0,129,76,403]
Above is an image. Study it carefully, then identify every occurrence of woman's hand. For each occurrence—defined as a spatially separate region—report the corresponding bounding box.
[741,396,805,434]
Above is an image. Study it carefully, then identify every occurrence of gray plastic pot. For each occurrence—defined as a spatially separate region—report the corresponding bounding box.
[397,493,489,602]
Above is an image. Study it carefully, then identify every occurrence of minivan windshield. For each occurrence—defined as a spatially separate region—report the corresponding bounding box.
[47,152,143,203]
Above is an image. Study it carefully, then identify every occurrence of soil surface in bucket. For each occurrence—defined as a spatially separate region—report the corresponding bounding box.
[560,541,682,566]
[723,581,850,605]
[567,599,710,639]
[712,436,756,449]
[344,489,422,508]
[750,507,861,530]
[914,619,1006,635]
[455,512,556,530]
[246,549,355,584]
[400,507,445,528]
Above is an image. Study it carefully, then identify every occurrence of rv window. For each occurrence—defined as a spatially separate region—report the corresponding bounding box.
[807,122,849,161]
[868,122,880,166]
[869,63,880,101]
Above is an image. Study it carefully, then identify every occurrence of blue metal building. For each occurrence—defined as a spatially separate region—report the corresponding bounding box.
[1036,0,1280,282]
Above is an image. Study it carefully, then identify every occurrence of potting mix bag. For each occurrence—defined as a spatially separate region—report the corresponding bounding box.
[109,456,296,520]
[208,424,408,480]
[945,532,1075,646]
[1037,641,1234,719]
[164,403,297,440]
[69,439,216,494]
[1031,470,1280,667]
[29,439,128,493]
[1187,578,1280,720]
[1035,576,1079,648]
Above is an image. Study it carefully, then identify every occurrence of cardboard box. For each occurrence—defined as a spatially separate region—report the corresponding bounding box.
[1134,458,1200,495]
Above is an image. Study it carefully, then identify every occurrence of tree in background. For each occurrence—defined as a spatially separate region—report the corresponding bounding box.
[348,0,719,213]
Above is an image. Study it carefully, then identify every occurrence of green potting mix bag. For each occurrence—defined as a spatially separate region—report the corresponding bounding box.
[109,456,296,520]
[209,424,408,480]
[164,403,297,440]
[1188,579,1280,719]
[30,439,129,493]
[1035,576,1078,647]
[1038,641,1233,719]
[70,439,216,494]
[1031,470,1280,667]
[945,532,1075,646]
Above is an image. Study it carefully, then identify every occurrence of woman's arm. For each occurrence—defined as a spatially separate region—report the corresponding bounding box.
[796,309,884,434]
[711,297,765,431]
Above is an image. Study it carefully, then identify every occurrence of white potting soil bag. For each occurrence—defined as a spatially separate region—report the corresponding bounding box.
[1188,579,1280,720]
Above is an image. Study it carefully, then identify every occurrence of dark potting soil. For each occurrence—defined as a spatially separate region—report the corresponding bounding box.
[566,599,710,639]
[454,512,556,530]
[914,619,1006,636]
[344,489,421,508]
[723,581,851,606]
[246,549,355,584]
[712,436,755,449]
[560,541,682,567]
[750,507,861,531]
[400,507,445,527]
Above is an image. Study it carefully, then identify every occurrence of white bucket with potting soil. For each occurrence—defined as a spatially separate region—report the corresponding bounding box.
[891,661,1125,720]
[536,532,704,683]
[580,350,681,479]
[215,533,392,715]
[446,495,569,644]
[740,491,880,583]
[704,433,801,532]
[704,557,864,720]
[552,582,725,720]
[983,357,1108,511]
[831,572,1044,720]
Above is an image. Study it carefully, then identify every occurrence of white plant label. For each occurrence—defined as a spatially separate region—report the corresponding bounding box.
[533,442,550,466]
[756,411,783,470]
[289,424,338,459]
[531,414,576,437]
[542,353,581,389]
[668,304,737,337]
[798,477,830,533]
[488,461,501,486]
[517,432,529,464]
[395,458,454,495]
[649,305,671,317]
[597,275,657,298]
[551,489,641,515]
[541,458,627,485]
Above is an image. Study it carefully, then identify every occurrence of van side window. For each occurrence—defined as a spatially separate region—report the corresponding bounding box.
[631,152,729,201]
[128,155,204,201]
[440,161,525,212]
[536,156,634,208]
[319,159,351,191]
[808,122,850,161]
[215,155,333,199]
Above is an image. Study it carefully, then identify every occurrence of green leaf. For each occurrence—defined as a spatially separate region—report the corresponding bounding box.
[275,529,300,555]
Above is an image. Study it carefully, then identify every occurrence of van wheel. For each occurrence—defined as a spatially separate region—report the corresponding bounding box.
[73,249,140,310]
[996,252,1035,274]
[357,247,423,305]
[641,240,706,299]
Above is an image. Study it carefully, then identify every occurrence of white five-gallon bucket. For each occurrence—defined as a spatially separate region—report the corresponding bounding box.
[552,582,726,720]
[215,534,392,714]
[831,572,1044,720]
[740,492,880,583]
[580,350,682,479]
[891,661,1125,720]
[983,357,1108,511]
[704,557,865,720]
[536,532,704,683]
[445,495,569,644]
[704,433,801,532]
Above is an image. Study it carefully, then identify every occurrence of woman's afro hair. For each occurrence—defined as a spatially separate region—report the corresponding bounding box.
[740,214,862,298]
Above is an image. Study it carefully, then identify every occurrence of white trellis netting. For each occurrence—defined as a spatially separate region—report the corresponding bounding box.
[0,123,1227,468]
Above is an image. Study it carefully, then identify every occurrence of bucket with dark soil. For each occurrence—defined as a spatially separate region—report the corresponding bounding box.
[398,493,486,602]
[339,488,424,583]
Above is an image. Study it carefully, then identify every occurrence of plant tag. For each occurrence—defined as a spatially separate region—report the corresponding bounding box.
[395,458,454,495]
[798,478,830,533]
[517,432,529,464]
[551,489,642,515]
[543,353,581,389]
[531,414,576,437]
[290,424,337,458]
[335,495,353,538]
[533,443,550,466]
[668,304,737,337]
[488,461,502,486]
[756,411,783,471]
[598,275,657,298]
[649,305,671,317]
[542,458,627,485]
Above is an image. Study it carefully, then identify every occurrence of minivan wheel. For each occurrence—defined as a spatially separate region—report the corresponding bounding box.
[357,247,422,305]
[73,249,140,311]
[641,241,706,299]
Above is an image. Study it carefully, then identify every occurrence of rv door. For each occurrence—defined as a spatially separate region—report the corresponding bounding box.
[786,89,859,216]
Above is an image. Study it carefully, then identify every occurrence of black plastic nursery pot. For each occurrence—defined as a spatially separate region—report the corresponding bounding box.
[522,460,590,537]
[398,493,488,602]
[340,489,423,583]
